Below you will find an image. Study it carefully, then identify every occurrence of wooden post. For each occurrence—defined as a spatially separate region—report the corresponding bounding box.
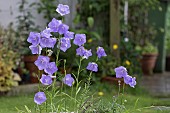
[110,0,120,58]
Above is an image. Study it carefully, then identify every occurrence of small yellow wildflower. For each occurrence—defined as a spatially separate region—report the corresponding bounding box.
[98,92,104,96]
[125,60,131,66]
[88,39,93,43]
[113,44,118,50]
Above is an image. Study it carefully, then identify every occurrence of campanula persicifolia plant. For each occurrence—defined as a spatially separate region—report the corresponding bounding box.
[18,3,137,113]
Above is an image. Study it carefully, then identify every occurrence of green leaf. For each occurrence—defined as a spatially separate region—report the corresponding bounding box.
[87,17,94,28]
[90,31,101,40]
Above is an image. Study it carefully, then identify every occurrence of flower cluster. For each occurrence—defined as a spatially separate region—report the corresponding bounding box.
[114,66,136,88]
[27,4,107,105]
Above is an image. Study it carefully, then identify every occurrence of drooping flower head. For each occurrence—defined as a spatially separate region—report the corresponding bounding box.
[56,4,70,16]
[62,74,74,87]
[40,38,57,48]
[76,46,86,57]
[129,77,136,88]
[58,23,69,35]
[44,62,58,75]
[41,28,52,38]
[114,66,128,78]
[48,18,62,32]
[124,75,136,88]
[34,92,47,105]
[29,45,42,54]
[86,62,98,72]
[64,31,74,39]
[83,49,92,59]
[34,56,50,70]
[73,34,86,46]
[59,37,71,52]
[27,32,40,46]
[96,47,107,58]
[40,74,53,85]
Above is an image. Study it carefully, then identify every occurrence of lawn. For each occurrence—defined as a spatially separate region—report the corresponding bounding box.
[0,84,170,113]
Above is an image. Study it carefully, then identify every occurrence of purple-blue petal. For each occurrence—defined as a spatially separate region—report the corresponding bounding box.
[64,31,74,39]
[62,74,74,87]
[41,28,52,38]
[44,62,58,75]
[34,92,46,105]
[59,37,71,52]
[58,24,69,35]
[73,34,86,46]
[34,56,50,70]
[96,47,107,58]
[40,74,53,85]
[114,66,128,78]
[86,62,98,72]
[48,18,62,32]
[56,4,70,16]
[29,45,42,54]
[27,32,40,46]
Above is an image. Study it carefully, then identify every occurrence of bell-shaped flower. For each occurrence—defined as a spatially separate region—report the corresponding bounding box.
[27,32,40,46]
[114,66,128,78]
[59,37,71,52]
[58,23,69,35]
[86,62,98,72]
[62,74,74,87]
[56,4,70,16]
[40,74,53,85]
[34,92,47,105]
[34,56,50,70]
[96,46,107,58]
[73,34,86,46]
[29,45,42,54]
[48,18,62,32]
[44,62,58,75]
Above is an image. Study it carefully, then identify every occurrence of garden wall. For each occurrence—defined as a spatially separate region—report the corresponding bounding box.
[0,0,77,29]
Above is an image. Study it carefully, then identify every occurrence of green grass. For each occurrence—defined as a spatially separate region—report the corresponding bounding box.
[0,84,170,113]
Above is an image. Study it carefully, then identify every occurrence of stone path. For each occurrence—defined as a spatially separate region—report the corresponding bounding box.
[140,72,170,96]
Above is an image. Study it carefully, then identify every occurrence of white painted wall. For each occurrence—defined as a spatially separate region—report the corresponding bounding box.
[0,0,77,30]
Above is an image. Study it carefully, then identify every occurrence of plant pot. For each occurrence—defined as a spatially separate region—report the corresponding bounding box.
[101,76,124,86]
[23,55,39,83]
[166,55,170,71]
[141,53,158,75]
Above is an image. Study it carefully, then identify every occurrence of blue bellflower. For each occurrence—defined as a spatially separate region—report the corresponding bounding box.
[56,4,70,16]
[41,28,52,38]
[62,74,74,87]
[59,37,71,52]
[27,32,40,46]
[96,47,107,58]
[48,18,62,32]
[76,46,86,56]
[114,66,128,78]
[83,49,92,59]
[86,62,98,72]
[73,34,86,46]
[34,92,47,105]
[34,56,50,70]
[40,74,53,85]
[58,23,69,35]
[64,31,74,39]
[44,62,58,75]
[40,38,57,48]
[29,45,42,54]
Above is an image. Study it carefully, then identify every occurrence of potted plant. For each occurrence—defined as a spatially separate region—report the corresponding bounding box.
[139,42,158,75]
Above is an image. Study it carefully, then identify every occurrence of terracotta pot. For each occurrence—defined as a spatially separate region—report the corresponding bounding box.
[101,76,124,86]
[166,56,170,71]
[23,55,39,83]
[141,53,158,75]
